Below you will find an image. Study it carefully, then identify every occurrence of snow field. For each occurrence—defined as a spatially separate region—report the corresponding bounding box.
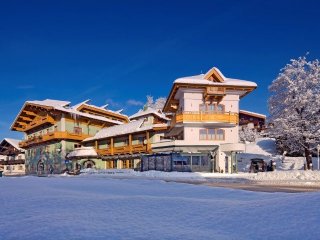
[1,176,320,240]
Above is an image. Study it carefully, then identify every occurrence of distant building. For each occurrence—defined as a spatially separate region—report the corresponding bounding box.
[0,138,25,175]
[11,99,128,174]
[239,110,266,131]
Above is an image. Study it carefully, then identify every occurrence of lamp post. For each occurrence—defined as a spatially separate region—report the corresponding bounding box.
[317,145,320,170]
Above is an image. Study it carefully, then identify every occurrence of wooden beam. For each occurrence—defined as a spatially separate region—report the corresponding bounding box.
[19,116,33,121]
[17,121,27,126]
[22,110,37,117]
[129,134,132,154]
[146,131,150,152]
[110,137,114,155]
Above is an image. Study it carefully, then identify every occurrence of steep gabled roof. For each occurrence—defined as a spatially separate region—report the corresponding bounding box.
[174,67,257,87]
[163,67,257,112]
[11,99,125,131]
[0,138,24,153]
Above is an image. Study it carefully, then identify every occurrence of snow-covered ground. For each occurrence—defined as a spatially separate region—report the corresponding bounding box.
[72,138,320,186]
[1,176,320,240]
[1,137,320,239]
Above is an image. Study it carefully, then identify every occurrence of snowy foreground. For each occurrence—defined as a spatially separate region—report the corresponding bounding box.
[1,176,320,240]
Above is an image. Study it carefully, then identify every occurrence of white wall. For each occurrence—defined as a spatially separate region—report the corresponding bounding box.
[177,88,240,113]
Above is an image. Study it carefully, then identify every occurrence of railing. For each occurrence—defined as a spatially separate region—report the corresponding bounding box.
[19,131,91,148]
[97,144,149,156]
[174,111,238,124]
[0,160,25,165]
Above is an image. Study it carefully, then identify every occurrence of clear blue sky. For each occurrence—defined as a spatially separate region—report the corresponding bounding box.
[1,0,320,140]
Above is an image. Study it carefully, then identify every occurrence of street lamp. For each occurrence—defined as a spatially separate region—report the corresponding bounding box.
[317,145,320,171]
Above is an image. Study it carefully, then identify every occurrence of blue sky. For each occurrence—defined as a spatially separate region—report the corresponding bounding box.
[1,0,320,140]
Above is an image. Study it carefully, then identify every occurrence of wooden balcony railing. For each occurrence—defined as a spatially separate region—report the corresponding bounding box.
[19,131,91,148]
[0,159,25,165]
[174,111,239,125]
[96,144,150,156]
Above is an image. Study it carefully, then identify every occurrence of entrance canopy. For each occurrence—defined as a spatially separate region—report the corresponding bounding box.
[67,147,98,160]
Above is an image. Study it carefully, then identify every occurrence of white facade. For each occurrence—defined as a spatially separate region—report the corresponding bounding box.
[152,67,256,173]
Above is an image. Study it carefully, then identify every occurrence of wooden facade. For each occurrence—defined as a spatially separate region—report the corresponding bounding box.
[11,100,128,174]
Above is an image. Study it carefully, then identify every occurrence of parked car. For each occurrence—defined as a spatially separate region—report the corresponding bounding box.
[249,158,266,173]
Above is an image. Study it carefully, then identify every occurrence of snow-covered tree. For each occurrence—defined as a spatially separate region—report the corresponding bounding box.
[268,55,320,169]
[144,95,166,110]
[239,126,257,143]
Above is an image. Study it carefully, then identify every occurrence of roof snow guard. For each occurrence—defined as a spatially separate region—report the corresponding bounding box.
[163,67,257,112]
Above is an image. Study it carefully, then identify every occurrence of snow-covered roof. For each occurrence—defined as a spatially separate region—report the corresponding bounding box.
[74,101,127,117]
[174,67,257,88]
[67,147,98,159]
[129,107,170,121]
[11,99,125,130]
[240,110,266,119]
[84,119,167,142]
[2,138,24,151]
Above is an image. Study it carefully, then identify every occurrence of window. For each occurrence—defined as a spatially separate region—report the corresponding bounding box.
[192,156,200,165]
[199,104,206,112]
[208,129,215,140]
[74,144,82,149]
[199,128,225,140]
[74,127,82,135]
[18,166,23,170]
[217,104,224,112]
[201,156,209,166]
[199,129,207,140]
[216,129,225,140]
[199,103,225,113]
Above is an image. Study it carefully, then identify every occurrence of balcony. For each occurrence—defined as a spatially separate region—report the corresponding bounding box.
[173,111,238,125]
[19,131,91,148]
[96,144,150,156]
[0,159,25,165]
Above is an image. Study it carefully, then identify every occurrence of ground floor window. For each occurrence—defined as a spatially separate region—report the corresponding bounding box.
[121,159,134,169]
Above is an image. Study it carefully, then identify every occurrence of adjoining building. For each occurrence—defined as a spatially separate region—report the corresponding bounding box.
[149,67,257,173]
[80,107,169,170]
[0,138,25,175]
[11,99,128,174]
[239,110,266,131]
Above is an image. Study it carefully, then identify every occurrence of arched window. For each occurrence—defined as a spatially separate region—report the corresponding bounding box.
[208,129,215,140]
